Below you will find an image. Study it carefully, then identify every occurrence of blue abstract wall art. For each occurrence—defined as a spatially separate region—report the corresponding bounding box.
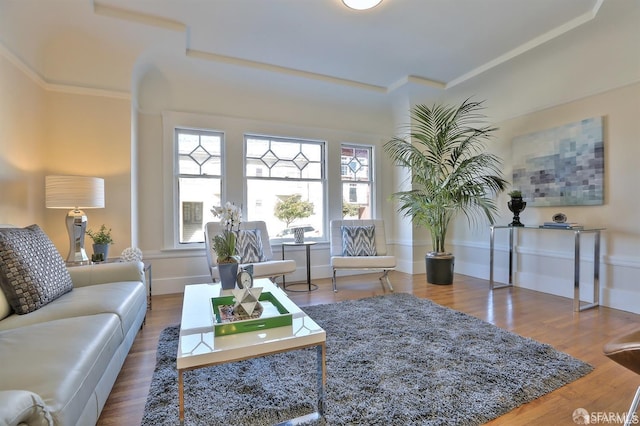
[512,117,604,207]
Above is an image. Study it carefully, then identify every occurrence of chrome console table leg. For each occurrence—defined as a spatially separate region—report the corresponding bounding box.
[575,229,601,312]
[489,225,514,290]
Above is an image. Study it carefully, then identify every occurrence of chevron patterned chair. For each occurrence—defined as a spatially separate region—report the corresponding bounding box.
[330,219,396,293]
[205,220,296,284]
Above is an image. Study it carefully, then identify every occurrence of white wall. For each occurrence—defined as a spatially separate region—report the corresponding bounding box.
[0,53,46,226]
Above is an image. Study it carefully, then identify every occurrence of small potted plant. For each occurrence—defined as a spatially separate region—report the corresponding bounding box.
[87,224,113,262]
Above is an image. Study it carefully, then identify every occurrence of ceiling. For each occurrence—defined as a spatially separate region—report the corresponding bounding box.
[0,0,607,98]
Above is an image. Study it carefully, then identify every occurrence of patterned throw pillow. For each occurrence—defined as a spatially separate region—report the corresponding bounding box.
[0,224,73,314]
[235,229,268,263]
[341,225,377,256]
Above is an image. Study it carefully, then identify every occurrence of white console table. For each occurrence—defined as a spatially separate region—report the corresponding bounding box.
[489,225,604,312]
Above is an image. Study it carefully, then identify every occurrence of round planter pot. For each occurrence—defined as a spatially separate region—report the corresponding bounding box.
[218,262,239,290]
[92,244,110,262]
[425,252,455,285]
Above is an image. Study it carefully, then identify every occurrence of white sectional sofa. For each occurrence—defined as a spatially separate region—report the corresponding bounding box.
[0,225,147,425]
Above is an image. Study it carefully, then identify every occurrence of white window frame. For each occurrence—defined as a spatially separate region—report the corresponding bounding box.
[340,143,375,219]
[162,112,227,250]
[244,133,327,241]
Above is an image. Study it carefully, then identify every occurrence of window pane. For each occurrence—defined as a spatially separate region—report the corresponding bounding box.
[175,128,224,245]
[201,156,221,176]
[177,129,222,176]
[341,144,373,219]
[246,135,325,240]
[178,134,199,154]
[341,145,371,182]
[247,179,324,239]
[178,177,221,243]
[247,136,323,179]
[342,182,372,219]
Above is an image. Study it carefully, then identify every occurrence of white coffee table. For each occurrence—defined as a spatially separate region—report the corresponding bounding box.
[177,279,326,425]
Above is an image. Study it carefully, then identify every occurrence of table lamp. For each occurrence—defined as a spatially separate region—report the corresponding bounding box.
[45,175,105,264]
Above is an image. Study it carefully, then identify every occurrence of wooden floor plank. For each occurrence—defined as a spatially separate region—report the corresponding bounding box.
[97,272,640,426]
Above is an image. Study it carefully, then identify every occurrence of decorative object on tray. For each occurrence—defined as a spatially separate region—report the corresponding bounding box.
[231,286,263,316]
[211,292,292,336]
[552,212,567,223]
[121,247,143,262]
[293,227,305,243]
[211,202,242,289]
[216,301,263,322]
[87,224,113,261]
[236,265,254,289]
[507,190,526,227]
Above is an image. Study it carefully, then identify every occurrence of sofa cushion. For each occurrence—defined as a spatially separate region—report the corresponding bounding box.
[236,229,268,263]
[0,225,73,314]
[341,225,377,256]
[0,390,53,426]
[0,281,146,336]
[0,314,123,426]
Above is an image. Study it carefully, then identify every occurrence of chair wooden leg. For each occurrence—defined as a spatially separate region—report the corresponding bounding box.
[332,270,338,293]
[379,270,394,292]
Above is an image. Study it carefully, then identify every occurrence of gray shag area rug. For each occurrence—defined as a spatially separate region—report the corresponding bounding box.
[142,292,593,425]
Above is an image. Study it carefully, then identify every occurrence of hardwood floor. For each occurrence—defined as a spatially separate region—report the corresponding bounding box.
[97,272,640,425]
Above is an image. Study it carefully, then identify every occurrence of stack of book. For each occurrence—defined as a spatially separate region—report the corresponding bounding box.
[541,222,583,230]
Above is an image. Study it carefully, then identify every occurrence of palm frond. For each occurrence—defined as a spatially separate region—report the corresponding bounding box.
[384,98,507,253]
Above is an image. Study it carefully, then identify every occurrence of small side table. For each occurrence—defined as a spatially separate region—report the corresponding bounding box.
[281,241,318,292]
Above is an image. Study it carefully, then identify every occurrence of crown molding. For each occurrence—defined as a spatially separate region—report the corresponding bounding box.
[0,42,48,90]
[0,41,130,100]
[4,0,605,97]
[185,49,388,93]
[446,0,604,89]
[93,2,185,32]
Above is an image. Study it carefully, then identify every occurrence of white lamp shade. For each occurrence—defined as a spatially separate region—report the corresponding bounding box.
[45,175,105,209]
[342,0,382,10]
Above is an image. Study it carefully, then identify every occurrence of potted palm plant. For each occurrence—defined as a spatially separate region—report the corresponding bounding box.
[384,99,507,285]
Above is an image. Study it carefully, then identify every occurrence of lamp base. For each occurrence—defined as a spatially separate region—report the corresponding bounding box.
[65,209,90,264]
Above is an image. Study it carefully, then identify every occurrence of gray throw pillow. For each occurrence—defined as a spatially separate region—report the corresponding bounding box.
[235,229,268,263]
[0,224,73,314]
[341,225,377,256]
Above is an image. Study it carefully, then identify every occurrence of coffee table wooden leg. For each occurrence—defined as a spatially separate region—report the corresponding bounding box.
[179,369,184,424]
[317,343,326,416]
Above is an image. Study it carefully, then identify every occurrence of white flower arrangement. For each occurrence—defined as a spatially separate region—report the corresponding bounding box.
[210,202,242,263]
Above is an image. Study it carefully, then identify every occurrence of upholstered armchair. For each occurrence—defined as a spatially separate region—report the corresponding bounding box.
[329,219,396,292]
[204,221,296,284]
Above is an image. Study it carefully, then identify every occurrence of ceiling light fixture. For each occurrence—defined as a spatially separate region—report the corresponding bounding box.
[342,0,382,10]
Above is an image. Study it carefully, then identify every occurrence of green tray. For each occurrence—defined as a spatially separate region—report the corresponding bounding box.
[211,292,292,336]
